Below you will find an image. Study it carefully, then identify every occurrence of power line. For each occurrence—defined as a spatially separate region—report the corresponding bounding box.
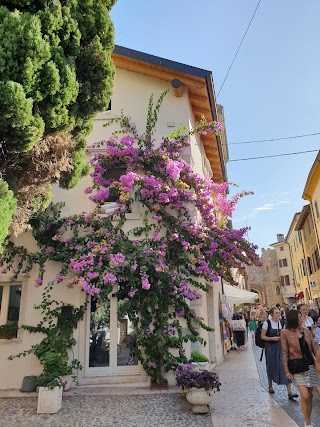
[217,0,263,98]
[229,131,320,145]
[229,149,319,162]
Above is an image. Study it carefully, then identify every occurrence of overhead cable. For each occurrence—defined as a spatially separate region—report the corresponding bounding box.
[229,131,320,145]
[229,149,319,162]
[217,0,263,98]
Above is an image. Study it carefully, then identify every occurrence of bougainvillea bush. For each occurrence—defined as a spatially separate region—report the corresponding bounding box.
[1,93,260,383]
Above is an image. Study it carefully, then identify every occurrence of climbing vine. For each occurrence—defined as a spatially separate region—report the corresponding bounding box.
[1,93,260,383]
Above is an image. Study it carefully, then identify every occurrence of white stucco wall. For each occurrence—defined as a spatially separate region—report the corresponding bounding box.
[0,67,224,389]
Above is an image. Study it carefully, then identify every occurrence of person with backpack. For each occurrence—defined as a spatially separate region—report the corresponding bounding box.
[261,306,298,399]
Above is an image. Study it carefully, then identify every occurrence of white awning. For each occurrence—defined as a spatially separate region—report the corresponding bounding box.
[223,284,258,304]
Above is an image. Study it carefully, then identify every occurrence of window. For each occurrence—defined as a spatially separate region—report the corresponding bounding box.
[314,248,320,270]
[303,227,307,243]
[301,259,307,276]
[315,201,320,219]
[307,256,313,275]
[298,230,302,244]
[279,258,288,268]
[0,283,22,338]
[276,286,280,296]
[307,218,312,235]
[280,275,290,286]
[280,246,284,251]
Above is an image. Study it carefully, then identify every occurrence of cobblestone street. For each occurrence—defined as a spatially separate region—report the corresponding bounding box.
[252,339,320,427]
[1,341,319,427]
[0,392,212,427]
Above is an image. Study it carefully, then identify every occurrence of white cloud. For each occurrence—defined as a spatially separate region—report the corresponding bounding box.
[233,199,291,223]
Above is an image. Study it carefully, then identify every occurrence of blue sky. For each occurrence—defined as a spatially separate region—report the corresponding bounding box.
[110,0,320,252]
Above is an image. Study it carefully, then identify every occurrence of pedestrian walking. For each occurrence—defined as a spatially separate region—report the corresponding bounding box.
[298,303,314,333]
[261,306,298,399]
[308,305,319,324]
[316,344,320,375]
[249,315,258,343]
[281,309,320,427]
[314,318,320,347]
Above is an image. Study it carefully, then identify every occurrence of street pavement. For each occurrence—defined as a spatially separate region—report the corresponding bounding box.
[252,338,320,427]
[0,339,316,427]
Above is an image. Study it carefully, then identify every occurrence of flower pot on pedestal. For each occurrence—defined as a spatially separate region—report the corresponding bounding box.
[186,388,212,413]
[191,362,208,371]
[37,386,62,414]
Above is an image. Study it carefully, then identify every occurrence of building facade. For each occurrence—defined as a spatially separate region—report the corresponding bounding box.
[302,152,320,305]
[0,46,231,390]
[270,234,296,304]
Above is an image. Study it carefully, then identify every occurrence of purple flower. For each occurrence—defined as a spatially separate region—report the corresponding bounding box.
[103,273,117,285]
[128,289,138,298]
[56,274,64,283]
[141,275,151,290]
[166,160,183,180]
[35,278,42,285]
[181,241,190,250]
[44,246,54,254]
[159,193,170,203]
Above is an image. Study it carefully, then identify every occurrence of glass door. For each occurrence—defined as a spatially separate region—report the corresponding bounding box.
[87,289,139,375]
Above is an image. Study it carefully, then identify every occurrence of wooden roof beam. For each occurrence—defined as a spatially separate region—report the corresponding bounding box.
[113,56,206,90]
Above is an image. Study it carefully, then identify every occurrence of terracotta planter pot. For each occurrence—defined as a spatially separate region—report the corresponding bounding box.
[150,379,169,390]
[186,388,212,413]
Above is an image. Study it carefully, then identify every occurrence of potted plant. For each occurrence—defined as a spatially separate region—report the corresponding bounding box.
[9,283,86,410]
[176,368,221,413]
[36,371,63,414]
[0,323,18,339]
[189,351,209,371]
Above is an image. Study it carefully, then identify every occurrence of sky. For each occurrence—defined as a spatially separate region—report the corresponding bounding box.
[110,0,320,253]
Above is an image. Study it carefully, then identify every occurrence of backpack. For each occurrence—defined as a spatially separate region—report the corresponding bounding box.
[255,321,266,349]
[255,320,272,361]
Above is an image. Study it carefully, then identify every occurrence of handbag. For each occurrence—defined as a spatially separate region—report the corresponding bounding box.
[287,332,310,375]
[287,358,309,374]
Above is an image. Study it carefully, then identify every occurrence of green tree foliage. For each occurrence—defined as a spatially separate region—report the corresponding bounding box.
[0,180,16,251]
[0,0,116,244]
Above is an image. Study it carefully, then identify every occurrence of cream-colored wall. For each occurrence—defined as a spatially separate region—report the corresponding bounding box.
[0,233,85,389]
[301,212,320,301]
[287,218,309,302]
[307,184,320,301]
[272,241,295,302]
[310,179,320,251]
[0,67,223,389]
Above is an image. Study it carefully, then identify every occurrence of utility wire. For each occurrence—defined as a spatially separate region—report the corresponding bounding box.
[229,149,319,162]
[229,131,320,145]
[217,0,263,98]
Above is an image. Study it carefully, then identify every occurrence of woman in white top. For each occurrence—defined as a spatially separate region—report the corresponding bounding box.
[298,304,314,333]
[261,306,298,399]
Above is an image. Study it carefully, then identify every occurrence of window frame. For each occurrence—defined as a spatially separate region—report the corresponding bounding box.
[0,280,26,340]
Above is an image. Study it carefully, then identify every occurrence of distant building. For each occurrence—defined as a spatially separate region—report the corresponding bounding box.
[270,233,296,304]
[245,247,282,307]
[302,151,320,305]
